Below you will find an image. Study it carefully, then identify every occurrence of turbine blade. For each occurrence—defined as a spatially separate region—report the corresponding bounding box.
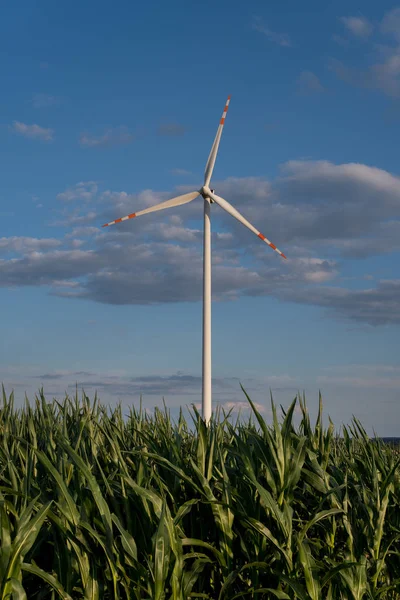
[204,95,231,187]
[208,190,287,259]
[102,191,200,227]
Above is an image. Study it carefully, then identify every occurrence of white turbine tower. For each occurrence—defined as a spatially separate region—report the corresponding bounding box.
[102,96,287,423]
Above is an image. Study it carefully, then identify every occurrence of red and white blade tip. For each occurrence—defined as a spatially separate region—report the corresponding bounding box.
[258,233,287,259]
[102,213,136,227]
[220,96,231,125]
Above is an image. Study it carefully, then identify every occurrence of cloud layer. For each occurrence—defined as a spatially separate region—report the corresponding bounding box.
[333,8,400,97]
[1,363,398,435]
[1,160,399,325]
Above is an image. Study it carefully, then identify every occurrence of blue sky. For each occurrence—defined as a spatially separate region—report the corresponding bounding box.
[1,0,399,435]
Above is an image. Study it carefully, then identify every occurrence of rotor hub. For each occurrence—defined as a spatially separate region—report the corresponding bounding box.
[201,186,215,202]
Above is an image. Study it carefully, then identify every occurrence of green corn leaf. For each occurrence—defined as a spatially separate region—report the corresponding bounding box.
[124,477,163,519]
[34,449,80,527]
[0,497,12,582]
[79,521,120,599]
[111,513,138,562]
[3,500,52,590]
[181,538,226,567]
[154,502,170,600]
[243,517,292,572]
[298,508,344,544]
[181,557,212,599]
[298,540,320,600]
[276,574,310,600]
[7,577,27,600]
[57,439,113,547]
[21,562,73,600]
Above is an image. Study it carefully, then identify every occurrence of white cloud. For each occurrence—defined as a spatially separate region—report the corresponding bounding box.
[222,401,266,413]
[170,215,183,225]
[216,232,233,241]
[79,127,134,148]
[215,176,272,200]
[332,9,400,97]
[0,249,99,286]
[57,182,98,202]
[278,280,400,326]
[295,258,338,282]
[322,363,400,374]
[65,226,100,239]
[12,121,54,141]
[340,15,373,38]
[52,280,80,288]
[332,53,400,98]
[69,239,85,248]
[100,189,157,211]
[0,235,331,306]
[280,160,400,196]
[60,212,98,227]
[317,221,400,258]
[146,223,201,242]
[317,375,400,389]
[0,237,61,254]
[252,16,291,47]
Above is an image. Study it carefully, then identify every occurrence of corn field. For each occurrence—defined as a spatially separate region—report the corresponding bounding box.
[0,385,399,599]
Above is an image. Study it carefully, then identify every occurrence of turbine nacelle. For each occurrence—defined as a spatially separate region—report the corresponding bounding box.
[200,186,215,202]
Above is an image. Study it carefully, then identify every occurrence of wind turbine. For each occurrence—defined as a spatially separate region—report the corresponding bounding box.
[102,96,287,423]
